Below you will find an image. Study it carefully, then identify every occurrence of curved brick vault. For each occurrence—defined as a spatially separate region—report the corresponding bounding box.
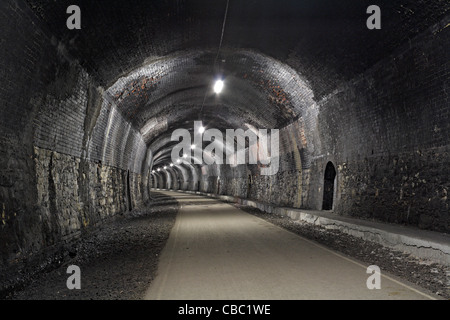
[0,0,449,282]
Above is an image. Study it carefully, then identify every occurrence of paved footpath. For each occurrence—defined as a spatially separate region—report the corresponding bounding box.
[145,191,438,300]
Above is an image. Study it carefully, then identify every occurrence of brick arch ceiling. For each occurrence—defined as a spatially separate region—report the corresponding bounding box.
[105,49,316,148]
[28,0,449,92]
[26,0,450,169]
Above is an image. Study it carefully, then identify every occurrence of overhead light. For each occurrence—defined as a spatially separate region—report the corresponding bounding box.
[198,126,205,134]
[152,170,155,173]
[177,159,181,163]
[170,163,174,167]
[157,168,161,172]
[214,79,224,94]
[163,166,167,169]
[191,144,196,150]
[183,154,187,158]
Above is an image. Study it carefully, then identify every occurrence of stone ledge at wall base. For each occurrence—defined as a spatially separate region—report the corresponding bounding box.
[153,188,450,267]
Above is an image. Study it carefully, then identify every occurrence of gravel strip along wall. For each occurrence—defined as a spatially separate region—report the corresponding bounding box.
[160,189,449,299]
[235,204,450,300]
[3,192,178,300]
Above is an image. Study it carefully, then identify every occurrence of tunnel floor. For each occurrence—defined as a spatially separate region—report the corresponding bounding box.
[9,191,443,300]
[145,191,437,300]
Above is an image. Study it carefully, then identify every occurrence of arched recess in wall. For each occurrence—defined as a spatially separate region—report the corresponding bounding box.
[322,162,336,210]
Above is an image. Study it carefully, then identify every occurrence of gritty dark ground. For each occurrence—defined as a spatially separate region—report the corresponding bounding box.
[7,192,178,300]
[5,191,449,300]
[233,203,450,300]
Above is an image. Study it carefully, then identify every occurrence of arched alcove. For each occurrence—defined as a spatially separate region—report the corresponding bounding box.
[322,162,336,210]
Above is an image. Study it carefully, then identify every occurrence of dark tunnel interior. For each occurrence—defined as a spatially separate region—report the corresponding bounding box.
[0,0,449,301]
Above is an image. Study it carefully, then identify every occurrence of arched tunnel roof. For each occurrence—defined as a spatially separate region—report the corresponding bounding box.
[106,49,316,166]
[28,0,448,89]
[1,0,450,298]
[24,0,449,171]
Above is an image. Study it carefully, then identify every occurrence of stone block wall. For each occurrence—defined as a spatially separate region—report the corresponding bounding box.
[189,15,449,233]
[0,0,151,279]
[307,17,449,232]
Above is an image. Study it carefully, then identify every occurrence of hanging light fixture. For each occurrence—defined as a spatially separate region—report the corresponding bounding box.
[213,79,224,94]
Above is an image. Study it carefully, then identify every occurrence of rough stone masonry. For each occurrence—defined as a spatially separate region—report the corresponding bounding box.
[0,0,448,296]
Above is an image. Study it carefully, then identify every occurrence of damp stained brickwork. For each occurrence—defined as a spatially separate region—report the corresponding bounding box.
[0,0,150,281]
[0,0,64,269]
[311,18,450,232]
[0,0,449,295]
[180,15,450,233]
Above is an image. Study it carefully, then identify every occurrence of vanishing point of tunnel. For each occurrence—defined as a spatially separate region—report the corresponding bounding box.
[0,0,449,302]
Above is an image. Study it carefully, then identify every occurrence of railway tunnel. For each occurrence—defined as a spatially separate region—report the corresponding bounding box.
[0,0,449,301]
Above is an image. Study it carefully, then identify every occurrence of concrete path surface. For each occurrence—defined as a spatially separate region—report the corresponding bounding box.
[145,191,439,300]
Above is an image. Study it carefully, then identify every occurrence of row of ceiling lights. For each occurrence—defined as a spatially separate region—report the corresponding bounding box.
[151,142,197,173]
[152,80,223,174]
[153,0,228,175]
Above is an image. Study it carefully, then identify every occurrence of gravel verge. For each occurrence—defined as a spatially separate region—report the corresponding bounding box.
[8,192,178,300]
[233,203,450,300]
[7,191,448,300]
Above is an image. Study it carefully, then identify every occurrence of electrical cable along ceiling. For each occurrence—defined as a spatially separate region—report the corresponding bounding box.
[0,0,449,302]
[25,0,450,170]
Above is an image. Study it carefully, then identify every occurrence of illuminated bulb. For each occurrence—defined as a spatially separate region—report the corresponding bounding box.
[152,170,155,173]
[191,144,196,150]
[183,154,187,158]
[170,163,174,167]
[157,168,161,172]
[214,80,224,94]
[177,159,181,163]
[163,166,167,170]
[198,126,205,134]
